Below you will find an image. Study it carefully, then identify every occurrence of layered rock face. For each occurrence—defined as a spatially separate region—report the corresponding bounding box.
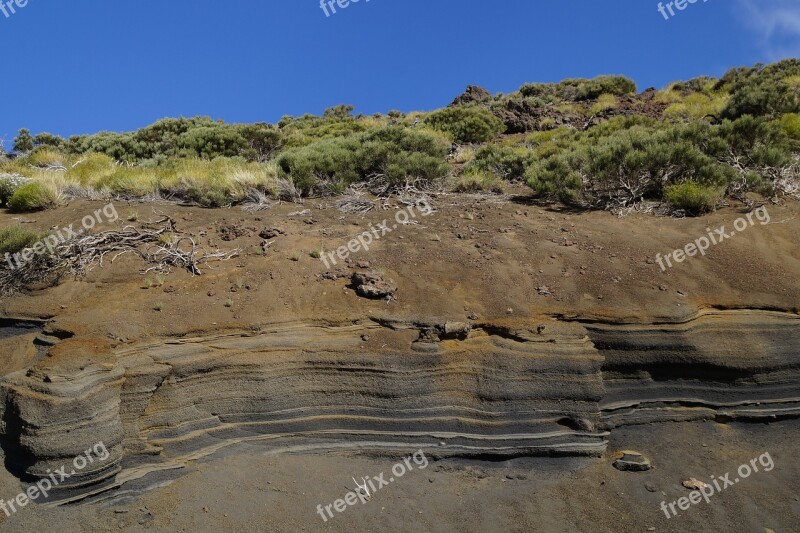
[592,309,800,427]
[0,309,797,502]
[0,344,124,493]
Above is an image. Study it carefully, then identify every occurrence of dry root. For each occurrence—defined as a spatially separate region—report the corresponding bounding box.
[0,216,239,295]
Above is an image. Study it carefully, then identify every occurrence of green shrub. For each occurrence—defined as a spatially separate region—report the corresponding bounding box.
[520,76,637,102]
[525,122,737,208]
[276,126,449,195]
[452,170,504,193]
[8,182,60,212]
[0,175,33,206]
[664,182,723,215]
[778,113,800,142]
[719,60,800,119]
[424,106,505,143]
[186,187,230,208]
[66,153,117,186]
[467,145,535,181]
[13,129,34,153]
[0,225,45,256]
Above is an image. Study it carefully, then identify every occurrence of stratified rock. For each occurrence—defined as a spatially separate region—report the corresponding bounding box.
[0,339,124,492]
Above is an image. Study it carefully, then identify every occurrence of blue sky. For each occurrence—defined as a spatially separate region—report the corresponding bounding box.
[1,0,799,146]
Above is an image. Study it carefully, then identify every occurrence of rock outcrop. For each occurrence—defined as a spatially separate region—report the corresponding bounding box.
[1,309,798,503]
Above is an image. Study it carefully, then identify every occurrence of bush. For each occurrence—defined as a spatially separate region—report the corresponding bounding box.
[779,113,800,142]
[590,94,619,114]
[0,225,44,256]
[424,106,505,143]
[520,76,637,102]
[96,167,160,197]
[525,122,736,208]
[24,148,69,169]
[13,129,34,153]
[719,60,800,120]
[467,145,534,181]
[8,181,60,212]
[276,127,449,196]
[0,174,33,206]
[66,153,117,186]
[664,182,723,215]
[452,170,504,193]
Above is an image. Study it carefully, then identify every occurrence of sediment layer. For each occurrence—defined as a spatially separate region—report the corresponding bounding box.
[0,308,797,502]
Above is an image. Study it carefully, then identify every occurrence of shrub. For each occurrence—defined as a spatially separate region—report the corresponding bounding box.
[179,126,249,159]
[66,153,117,186]
[8,181,60,212]
[0,225,44,256]
[424,106,505,143]
[664,181,723,215]
[0,174,33,206]
[467,145,534,181]
[520,76,637,102]
[276,127,449,196]
[778,113,800,142]
[525,123,736,208]
[560,76,637,101]
[96,167,160,197]
[452,170,504,193]
[719,60,800,119]
[590,94,619,114]
[13,129,34,153]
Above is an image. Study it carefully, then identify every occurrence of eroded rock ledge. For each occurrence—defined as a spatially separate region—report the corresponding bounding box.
[0,309,797,503]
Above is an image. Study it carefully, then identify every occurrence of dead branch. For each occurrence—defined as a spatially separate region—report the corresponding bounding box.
[0,217,238,295]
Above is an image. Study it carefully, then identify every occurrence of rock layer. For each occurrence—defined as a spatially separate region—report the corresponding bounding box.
[0,309,798,502]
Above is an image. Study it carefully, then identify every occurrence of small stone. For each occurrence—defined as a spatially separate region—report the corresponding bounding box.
[361,335,370,342]
[613,450,651,472]
[659,285,668,291]
[682,478,709,490]
[645,482,657,493]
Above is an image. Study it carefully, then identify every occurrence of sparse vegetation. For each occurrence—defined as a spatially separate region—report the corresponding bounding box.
[8,181,60,212]
[664,182,724,215]
[0,225,44,256]
[424,106,506,143]
[3,59,798,216]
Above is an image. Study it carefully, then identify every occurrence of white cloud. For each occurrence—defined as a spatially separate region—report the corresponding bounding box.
[737,0,800,58]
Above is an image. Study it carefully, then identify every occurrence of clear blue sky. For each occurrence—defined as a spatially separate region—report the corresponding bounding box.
[1,0,798,145]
